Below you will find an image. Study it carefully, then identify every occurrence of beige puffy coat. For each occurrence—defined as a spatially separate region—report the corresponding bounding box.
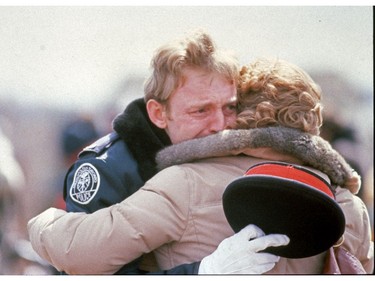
[28,128,373,274]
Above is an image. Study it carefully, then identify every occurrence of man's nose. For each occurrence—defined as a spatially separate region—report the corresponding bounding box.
[208,110,226,133]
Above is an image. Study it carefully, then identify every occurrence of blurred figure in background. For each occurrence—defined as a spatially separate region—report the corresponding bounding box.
[0,126,53,274]
[0,116,100,274]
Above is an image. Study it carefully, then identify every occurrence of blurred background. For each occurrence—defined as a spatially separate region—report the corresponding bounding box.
[0,6,373,274]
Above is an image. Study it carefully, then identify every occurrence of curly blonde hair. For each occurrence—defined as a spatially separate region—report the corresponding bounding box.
[236,58,323,135]
[144,29,239,103]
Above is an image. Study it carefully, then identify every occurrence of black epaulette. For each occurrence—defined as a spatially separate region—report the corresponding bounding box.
[78,132,121,158]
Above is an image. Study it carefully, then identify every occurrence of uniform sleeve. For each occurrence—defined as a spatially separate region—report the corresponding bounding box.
[64,140,144,213]
[28,166,191,275]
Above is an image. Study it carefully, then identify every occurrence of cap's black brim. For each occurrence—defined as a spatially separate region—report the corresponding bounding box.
[222,175,345,259]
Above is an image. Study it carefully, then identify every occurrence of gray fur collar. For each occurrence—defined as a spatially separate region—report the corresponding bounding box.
[156,126,360,194]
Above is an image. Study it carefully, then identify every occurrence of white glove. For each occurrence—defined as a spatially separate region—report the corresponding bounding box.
[198,224,290,274]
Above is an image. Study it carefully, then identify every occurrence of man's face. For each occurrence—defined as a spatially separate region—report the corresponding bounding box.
[162,68,237,144]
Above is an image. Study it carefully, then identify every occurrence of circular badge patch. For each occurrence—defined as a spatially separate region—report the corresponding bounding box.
[70,163,100,205]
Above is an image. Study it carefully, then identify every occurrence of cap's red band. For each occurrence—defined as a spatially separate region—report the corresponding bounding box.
[245,163,334,199]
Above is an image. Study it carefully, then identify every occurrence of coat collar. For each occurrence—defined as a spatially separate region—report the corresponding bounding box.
[156,127,360,194]
[113,98,171,181]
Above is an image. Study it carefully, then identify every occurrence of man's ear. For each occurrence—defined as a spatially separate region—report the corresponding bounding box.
[146,99,167,129]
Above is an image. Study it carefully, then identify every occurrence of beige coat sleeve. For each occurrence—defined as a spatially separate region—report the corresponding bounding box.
[27,166,191,274]
[335,187,374,273]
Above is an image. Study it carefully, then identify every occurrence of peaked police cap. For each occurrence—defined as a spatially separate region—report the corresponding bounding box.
[222,161,345,259]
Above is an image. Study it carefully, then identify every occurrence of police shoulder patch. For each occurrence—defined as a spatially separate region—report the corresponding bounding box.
[70,163,100,204]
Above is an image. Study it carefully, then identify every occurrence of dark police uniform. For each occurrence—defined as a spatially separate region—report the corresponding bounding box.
[64,132,143,213]
[63,98,199,274]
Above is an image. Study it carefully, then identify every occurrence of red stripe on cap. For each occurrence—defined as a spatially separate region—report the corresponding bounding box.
[245,163,334,199]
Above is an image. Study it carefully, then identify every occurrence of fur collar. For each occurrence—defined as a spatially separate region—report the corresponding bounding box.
[112,98,171,181]
[156,127,360,194]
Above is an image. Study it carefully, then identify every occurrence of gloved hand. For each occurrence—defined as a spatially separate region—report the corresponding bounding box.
[198,224,290,274]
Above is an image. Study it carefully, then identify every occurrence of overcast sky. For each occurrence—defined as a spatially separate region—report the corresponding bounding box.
[0,5,373,110]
